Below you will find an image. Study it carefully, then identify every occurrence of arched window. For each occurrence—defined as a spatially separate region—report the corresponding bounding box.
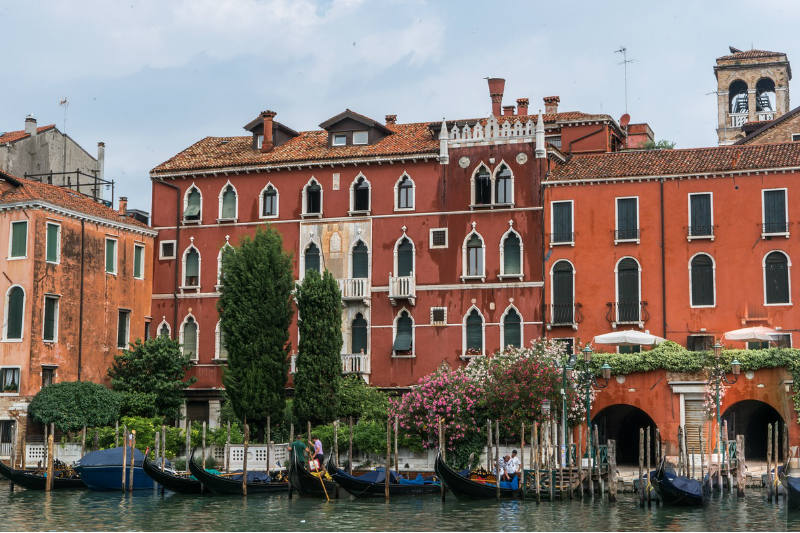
[261,184,278,218]
[756,78,776,112]
[215,321,228,360]
[351,313,368,354]
[181,316,198,360]
[464,308,483,356]
[352,176,370,212]
[501,230,521,276]
[764,251,790,304]
[184,186,201,222]
[473,165,491,206]
[220,183,237,220]
[183,246,200,287]
[396,237,413,277]
[393,310,413,355]
[502,307,521,349]
[304,179,322,215]
[351,241,368,278]
[616,258,640,322]
[690,254,715,307]
[552,260,575,324]
[158,320,171,339]
[396,175,414,210]
[495,164,513,204]
[464,232,484,278]
[217,244,232,287]
[4,286,25,340]
[304,242,321,273]
[729,80,748,114]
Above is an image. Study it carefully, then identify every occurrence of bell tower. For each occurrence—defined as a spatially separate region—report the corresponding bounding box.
[714,47,791,145]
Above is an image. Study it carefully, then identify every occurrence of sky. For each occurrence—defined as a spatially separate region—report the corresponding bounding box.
[2,0,800,212]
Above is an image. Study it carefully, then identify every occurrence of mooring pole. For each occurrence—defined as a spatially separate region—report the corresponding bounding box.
[608,439,617,503]
[767,423,773,501]
[495,419,501,501]
[638,427,644,507]
[385,418,391,502]
[534,421,541,503]
[121,425,128,492]
[736,434,745,497]
[348,417,353,475]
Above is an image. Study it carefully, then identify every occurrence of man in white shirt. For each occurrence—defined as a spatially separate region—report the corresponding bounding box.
[496,455,507,480]
[506,450,521,479]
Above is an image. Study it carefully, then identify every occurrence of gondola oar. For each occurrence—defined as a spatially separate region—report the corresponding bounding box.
[310,458,330,501]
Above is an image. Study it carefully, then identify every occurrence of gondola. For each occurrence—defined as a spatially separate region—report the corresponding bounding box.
[0,459,85,490]
[777,465,799,506]
[650,459,707,506]
[434,452,520,499]
[76,446,154,490]
[187,452,287,495]
[286,441,337,497]
[142,452,202,494]
[326,457,440,498]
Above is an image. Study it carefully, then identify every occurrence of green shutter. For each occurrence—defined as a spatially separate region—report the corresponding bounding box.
[352,242,368,278]
[466,310,482,352]
[10,222,26,258]
[105,240,116,273]
[305,244,320,273]
[690,194,711,235]
[46,224,59,262]
[222,187,236,219]
[617,198,637,238]
[6,287,24,340]
[185,189,201,219]
[393,313,412,352]
[43,297,57,341]
[183,319,197,357]
[351,314,368,354]
[765,252,790,304]
[553,261,574,323]
[553,202,572,242]
[186,249,199,277]
[134,246,143,278]
[503,233,521,275]
[617,258,640,321]
[503,309,521,348]
[690,255,714,306]
[397,239,413,276]
[117,311,129,348]
[764,190,787,233]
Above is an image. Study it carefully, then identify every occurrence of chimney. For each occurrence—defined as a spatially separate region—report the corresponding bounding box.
[97,142,105,182]
[516,98,529,116]
[543,96,560,115]
[503,105,515,116]
[535,110,546,159]
[487,77,506,116]
[385,114,397,125]
[25,115,37,136]
[261,110,277,153]
[118,196,128,216]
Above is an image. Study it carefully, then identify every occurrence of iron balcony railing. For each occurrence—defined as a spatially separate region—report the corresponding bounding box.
[389,275,416,304]
[688,225,713,238]
[606,301,649,326]
[338,278,370,301]
[549,231,574,245]
[614,228,640,242]
[762,221,789,235]
[290,353,370,375]
[549,303,582,327]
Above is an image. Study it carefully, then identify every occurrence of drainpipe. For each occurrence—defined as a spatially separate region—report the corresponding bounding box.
[77,219,85,380]
[540,163,548,339]
[155,178,181,332]
[660,178,667,338]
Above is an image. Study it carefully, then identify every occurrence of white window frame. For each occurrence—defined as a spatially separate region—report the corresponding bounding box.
[301,177,323,218]
[429,228,448,249]
[0,366,21,396]
[499,304,524,350]
[393,234,415,277]
[2,285,25,342]
[393,173,415,211]
[300,238,323,280]
[258,182,279,219]
[214,320,228,361]
[347,312,370,357]
[183,184,203,224]
[761,188,789,238]
[461,225,486,281]
[687,192,714,241]
[391,307,415,358]
[763,250,792,306]
[688,252,716,308]
[8,220,28,260]
[430,306,447,325]
[773,332,793,347]
[116,308,131,349]
[498,224,524,280]
[217,181,239,222]
[159,240,176,260]
[216,243,233,289]
[460,305,485,359]
[349,238,371,279]
[549,259,577,329]
[469,163,492,208]
[614,196,640,245]
[492,161,514,206]
[348,173,371,215]
[352,130,368,145]
[182,244,201,289]
[332,133,347,146]
[180,313,199,361]
[42,294,60,343]
[793,133,800,142]
[157,318,171,339]
[549,200,575,247]
[614,256,643,326]
[105,237,118,275]
[45,221,61,264]
[133,243,145,280]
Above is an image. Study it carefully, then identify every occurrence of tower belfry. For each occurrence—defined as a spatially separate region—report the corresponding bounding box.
[714,46,791,145]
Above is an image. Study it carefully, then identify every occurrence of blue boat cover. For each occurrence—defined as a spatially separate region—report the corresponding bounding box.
[660,468,702,498]
[397,473,438,486]
[351,467,400,484]
[228,471,271,483]
[498,475,519,490]
[78,447,146,468]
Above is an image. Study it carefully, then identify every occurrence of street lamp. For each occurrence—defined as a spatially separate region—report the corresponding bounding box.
[711,342,740,458]
[580,345,611,457]
[559,351,578,465]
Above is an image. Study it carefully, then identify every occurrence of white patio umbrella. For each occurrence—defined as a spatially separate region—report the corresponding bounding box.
[592,329,666,346]
[722,326,781,343]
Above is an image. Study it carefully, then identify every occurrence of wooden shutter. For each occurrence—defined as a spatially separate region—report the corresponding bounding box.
[351,314,368,354]
[352,242,368,278]
[553,261,574,323]
[690,255,714,306]
[46,224,59,262]
[182,319,197,357]
[553,202,572,242]
[690,194,711,235]
[117,310,129,349]
[617,259,639,321]
[105,240,116,273]
[185,190,201,218]
[221,188,236,219]
[466,311,483,351]
[393,313,412,352]
[10,222,26,258]
[617,198,637,238]
[684,398,708,454]
[397,239,413,277]
[503,233,521,275]
[134,246,143,279]
[764,190,786,232]
[765,252,789,303]
[43,297,57,341]
[6,287,23,339]
[503,309,521,348]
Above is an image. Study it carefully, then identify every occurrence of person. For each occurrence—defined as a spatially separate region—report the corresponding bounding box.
[496,455,507,481]
[506,450,520,479]
[312,435,324,467]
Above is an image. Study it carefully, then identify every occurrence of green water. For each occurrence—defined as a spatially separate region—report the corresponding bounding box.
[0,479,797,531]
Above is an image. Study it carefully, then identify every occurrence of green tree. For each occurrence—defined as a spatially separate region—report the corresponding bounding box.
[294,269,343,426]
[337,375,388,422]
[108,336,195,419]
[641,139,676,150]
[29,381,121,433]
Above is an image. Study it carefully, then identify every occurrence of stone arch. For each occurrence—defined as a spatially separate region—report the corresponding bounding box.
[756,77,776,112]
[592,403,657,465]
[722,399,785,460]
[729,79,748,114]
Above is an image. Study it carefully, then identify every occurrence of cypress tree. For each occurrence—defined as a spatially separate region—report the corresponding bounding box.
[293,269,343,426]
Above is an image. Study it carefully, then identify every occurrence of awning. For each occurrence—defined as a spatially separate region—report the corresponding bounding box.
[393,330,412,352]
[184,203,200,217]
[593,329,666,346]
[723,326,781,342]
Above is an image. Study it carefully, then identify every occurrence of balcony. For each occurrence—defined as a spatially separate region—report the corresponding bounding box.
[549,231,575,247]
[762,221,789,239]
[547,303,582,330]
[606,301,649,328]
[389,275,416,306]
[290,353,370,378]
[614,228,640,244]
[757,111,775,122]
[339,278,370,303]
[729,112,748,127]
[687,225,714,241]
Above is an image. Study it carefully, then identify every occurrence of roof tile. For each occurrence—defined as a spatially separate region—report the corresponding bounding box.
[0,125,56,144]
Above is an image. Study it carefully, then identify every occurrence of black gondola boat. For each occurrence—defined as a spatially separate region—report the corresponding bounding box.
[0,460,85,490]
[142,453,202,494]
[287,441,337,497]
[650,459,707,506]
[779,465,800,508]
[187,452,287,495]
[325,457,440,498]
[434,452,520,499]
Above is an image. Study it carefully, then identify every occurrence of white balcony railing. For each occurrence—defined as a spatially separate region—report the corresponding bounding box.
[290,353,370,376]
[339,278,370,301]
[389,275,416,305]
[729,112,748,127]
[757,111,775,121]
[0,442,11,458]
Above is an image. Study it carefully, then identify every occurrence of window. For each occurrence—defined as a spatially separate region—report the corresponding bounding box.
[687,335,713,352]
[9,221,27,258]
[4,286,24,340]
[133,244,145,280]
[430,228,448,249]
[43,295,59,342]
[304,243,321,273]
[501,230,522,277]
[1,368,19,394]
[184,246,200,287]
[216,321,228,360]
[393,310,413,356]
[158,321,171,338]
[464,308,483,356]
[616,197,639,242]
[689,193,713,238]
[551,201,573,244]
[616,257,640,322]
[220,184,237,220]
[690,254,715,307]
[793,134,800,142]
[764,251,790,304]
[762,189,788,235]
[502,307,522,349]
[352,241,369,278]
[144,320,150,340]
[117,309,130,349]
[184,186,201,222]
[773,333,792,348]
[747,341,769,350]
[261,185,278,218]
[396,175,414,210]
[41,367,54,388]
[304,179,322,215]
[217,244,232,287]
[473,165,491,206]
[464,232,484,278]
[351,313,368,354]
[552,260,575,325]
[430,307,447,325]
[332,134,347,146]
[495,164,513,204]
[46,222,60,263]
[105,238,117,274]
[181,316,198,359]
[396,237,413,277]
[351,176,370,213]
[352,131,368,145]
[618,345,641,354]
[159,241,176,260]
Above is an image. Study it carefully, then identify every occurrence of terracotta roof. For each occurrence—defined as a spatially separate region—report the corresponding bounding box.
[736,105,800,144]
[0,125,56,144]
[547,142,800,182]
[717,49,785,61]
[0,170,152,231]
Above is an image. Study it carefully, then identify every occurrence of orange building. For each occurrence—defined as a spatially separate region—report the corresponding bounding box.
[0,171,156,460]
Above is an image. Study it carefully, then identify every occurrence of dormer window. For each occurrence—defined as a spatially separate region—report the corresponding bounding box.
[332,134,347,146]
[319,109,393,148]
[353,131,368,145]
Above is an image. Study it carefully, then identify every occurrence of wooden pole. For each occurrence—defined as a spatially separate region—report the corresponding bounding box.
[775,422,780,502]
[267,416,272,472]
[557,421,564,499]
[638,427,644,507]
[495,419,501,501]
[45,428,54,492]
[161,424,166,472]
[224,421,231,473]
[723,420,732,492]
[677,426,683,476]
[348,417,353,475]
[520,421,525,473]
[578,425,584,499]
[154,429,160,468]
[242,422,249,496]
[486,419,492,472]
[307,420,311,443]
[185,418,191,466]
[385,418,391,501]
[784,422,790,471]
[20,427,26,471]
[645,426,651,505]
[114,421,119,448]
[736,434,745,497]
[201,421,207,470]
[534,422,541,503]
[438,417,445,502]
[767,422,773,501]
[81,425,86,458]
[288,422,294,499]
[121,425,127,492]
[43,423,48,468]
[129,430,136,492]
[548,420,554,501]
[655,427,661,466]
[394,416,399,474]
[608,439,617,503]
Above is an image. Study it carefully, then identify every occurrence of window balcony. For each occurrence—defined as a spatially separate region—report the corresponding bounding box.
[546,303,582,330]
[757,111,775,121]
[687,225,714,241]
[389,275,416,306]
[729,112,748,127]
[762,221,789,239]
[290,353,370,377]
[614,228,640,244]
[606,301,649,328]
[549,231,575,247]
[339,278,370,303]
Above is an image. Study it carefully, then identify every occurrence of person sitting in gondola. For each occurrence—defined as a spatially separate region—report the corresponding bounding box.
[496,455,508,481]
[309,435,324,471]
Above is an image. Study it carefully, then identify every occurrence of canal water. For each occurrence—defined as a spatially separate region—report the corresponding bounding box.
[0,479,798,531]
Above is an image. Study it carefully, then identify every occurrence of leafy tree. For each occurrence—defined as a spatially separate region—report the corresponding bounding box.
[337,375,388,422]
[641,139,676,150]
[108,336,195,419]
[29,381,121,433]
[293,269,343,426]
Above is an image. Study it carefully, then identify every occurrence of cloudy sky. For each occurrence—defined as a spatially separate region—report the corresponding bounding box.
[2,0,799,211]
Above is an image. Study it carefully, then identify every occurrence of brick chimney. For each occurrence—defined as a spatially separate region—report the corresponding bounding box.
[385,114,397,125]
[97,142,105,182]
[25,115,37,136]
[516,98,529,116]
[543,96,560,115]
[118,196,128,216]
[487,78,505,116]
[261,110,277,153]
[503,105,515,116]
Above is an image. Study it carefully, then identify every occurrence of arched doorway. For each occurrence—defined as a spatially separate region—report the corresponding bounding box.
[592,404,657,465]
[722,400,785,460]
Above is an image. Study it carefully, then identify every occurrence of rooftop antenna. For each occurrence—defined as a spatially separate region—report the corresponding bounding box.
[59,97,69,132]
[59,97,69,173]
[614,47,635,115]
